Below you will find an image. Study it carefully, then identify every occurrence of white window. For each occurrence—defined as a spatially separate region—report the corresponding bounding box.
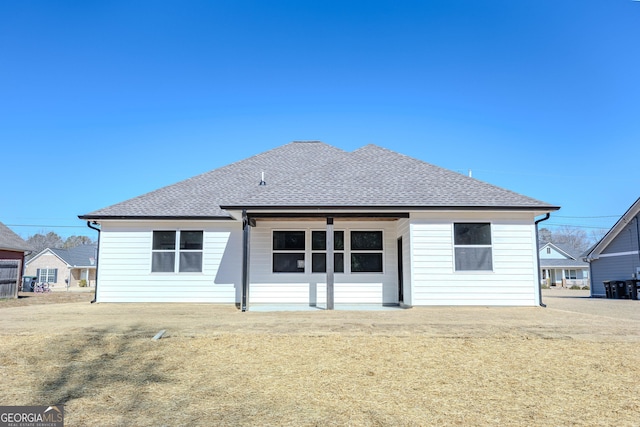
[152,230,203,273]
[454,223,493,271]
[565,269,577,280]
[38,268,57,283]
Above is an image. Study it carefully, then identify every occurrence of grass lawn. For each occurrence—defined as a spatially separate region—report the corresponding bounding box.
[1,290,639,426]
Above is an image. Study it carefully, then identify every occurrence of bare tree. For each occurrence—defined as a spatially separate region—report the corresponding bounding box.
[589,228,608,246]
[539,228,553,243]
[540,225,591,253]
[63,235,94,249]
[26,232,64,255]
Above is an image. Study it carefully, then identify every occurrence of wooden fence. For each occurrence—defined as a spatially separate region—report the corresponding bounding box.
[0,259,21,299]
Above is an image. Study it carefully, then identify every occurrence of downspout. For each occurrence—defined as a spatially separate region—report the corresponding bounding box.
[241,210,250,312]
[86,221,100,303]
[535,213,551,307]
[636,217,640,270]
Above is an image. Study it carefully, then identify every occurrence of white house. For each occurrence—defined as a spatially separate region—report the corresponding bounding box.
[538,242,589,288]
[79,141,559,309]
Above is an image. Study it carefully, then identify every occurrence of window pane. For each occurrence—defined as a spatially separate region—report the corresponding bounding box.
[180,231,203,250]
[153,231,176,250]
[273,253,305,272]
[454,223,491,245]
[312,231,325,251]
[312,253,325,272]
[334,231,345,251]
[455,247,492,271]
[312,231,345,251]
[179,252,203,272]
[351,253,383,272]
[152,252,175,272]
[312,253,344,273]
[351,231,382,250]
[273,231,305,250]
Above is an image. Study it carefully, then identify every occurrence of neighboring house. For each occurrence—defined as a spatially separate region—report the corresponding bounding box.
[0,221,32,298]
[583,197,640,297]
[25,244,98,291]
[538,242,589,288]
[78,141,559,309]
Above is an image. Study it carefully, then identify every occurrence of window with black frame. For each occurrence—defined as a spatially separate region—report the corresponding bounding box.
[350,231,383,273]
[273,231,306,273]
[311,230,345,273]
[453,223,492,271]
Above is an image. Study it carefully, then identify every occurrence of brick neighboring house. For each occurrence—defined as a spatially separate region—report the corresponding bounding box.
[0,221,32,298]
[25,245,97,291]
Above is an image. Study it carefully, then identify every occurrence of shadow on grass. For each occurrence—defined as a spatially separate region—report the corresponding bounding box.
[35,325,167,425]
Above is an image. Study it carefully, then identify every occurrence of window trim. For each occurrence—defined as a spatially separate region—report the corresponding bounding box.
[151,230,204,274]
[38,268,57,283]
[272,230,307,273]
[453,222,494,272]
[271,227,385,274]
[311,230,345,274]
[350,230,384,273]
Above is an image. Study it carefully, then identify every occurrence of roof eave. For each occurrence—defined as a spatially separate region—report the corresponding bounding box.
[78,215,234,221]
[220,204,561,212]
[584,197,640,259]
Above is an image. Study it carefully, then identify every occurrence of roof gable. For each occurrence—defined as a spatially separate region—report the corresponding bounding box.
[539,242,575,260]
[27,245,98,267]
[80,141,558,219]
[585,197,640,260]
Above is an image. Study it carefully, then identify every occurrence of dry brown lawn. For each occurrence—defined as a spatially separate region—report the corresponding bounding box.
[1,289,639,426]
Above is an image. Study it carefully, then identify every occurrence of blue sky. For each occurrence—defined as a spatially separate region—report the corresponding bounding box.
[1,1,638,240]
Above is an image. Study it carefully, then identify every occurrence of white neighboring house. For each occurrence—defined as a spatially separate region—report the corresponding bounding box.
[78,141,559,309]
[25,245,97,291]
[538,242,589,288]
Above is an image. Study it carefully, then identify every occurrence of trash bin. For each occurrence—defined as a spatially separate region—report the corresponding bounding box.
[603,281,612,298]
[611,281,628,299]
[626,280,639,301]
[22,276,36,292]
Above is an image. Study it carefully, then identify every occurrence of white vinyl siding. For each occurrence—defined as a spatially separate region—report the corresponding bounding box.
[410,213,538,306]
[250,220,398,305]
[92,211,542,307]
[95,221,241,303]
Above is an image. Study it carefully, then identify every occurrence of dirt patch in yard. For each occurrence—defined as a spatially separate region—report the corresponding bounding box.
[1,289,639,426]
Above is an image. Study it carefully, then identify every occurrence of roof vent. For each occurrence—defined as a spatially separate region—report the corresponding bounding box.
[259,171,266,186]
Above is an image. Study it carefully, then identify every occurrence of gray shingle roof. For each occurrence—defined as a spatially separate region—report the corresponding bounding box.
[50,245,98,267]
[0,221,31,252]
[539,258,589,268]
[80,141,558,219]
[538,242,589,268]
